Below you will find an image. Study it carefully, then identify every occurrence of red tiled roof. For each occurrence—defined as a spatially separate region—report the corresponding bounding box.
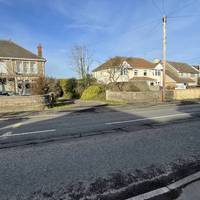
[93,56,156,72]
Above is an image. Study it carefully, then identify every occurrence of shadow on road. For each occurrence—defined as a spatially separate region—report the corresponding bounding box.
[0,101,200,200]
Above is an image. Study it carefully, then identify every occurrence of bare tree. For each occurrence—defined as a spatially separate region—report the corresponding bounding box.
[70,45,93,80]
[106,63,130,91]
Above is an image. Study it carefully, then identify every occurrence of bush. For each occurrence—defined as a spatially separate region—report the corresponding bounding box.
[45,77,63,98]
[81,85,105,100]
[59,78,77,99]
[31,76,46,95]
[107,82,140,92]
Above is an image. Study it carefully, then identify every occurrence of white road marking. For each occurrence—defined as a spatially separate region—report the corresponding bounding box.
[105,113,191,125]
[2,132,12,137]
[0,129,56,138]
[12,123,22,128]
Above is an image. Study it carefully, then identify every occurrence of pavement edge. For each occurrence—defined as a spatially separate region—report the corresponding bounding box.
[127,171,200,200]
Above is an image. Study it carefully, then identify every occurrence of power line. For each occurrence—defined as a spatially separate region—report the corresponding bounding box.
[152,0,163,16]
[168,0,197,17]
[126,18,160,34]
[162,0,166,15]
[168,14,200,19]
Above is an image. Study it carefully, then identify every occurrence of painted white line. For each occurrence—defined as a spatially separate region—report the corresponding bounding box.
[105,113,191,125]
[0,123,23,131]
[0,129,56,138]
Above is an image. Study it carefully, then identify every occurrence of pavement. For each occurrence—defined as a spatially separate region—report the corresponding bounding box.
[176,180,200,200]
[0,101,200,199]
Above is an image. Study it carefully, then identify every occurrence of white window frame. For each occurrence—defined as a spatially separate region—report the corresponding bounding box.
[134,70,138,76]
[16,61,23,73]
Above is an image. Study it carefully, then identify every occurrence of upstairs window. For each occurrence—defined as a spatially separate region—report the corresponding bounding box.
[144,70,147,76]
[30,62,38,74]
[120,68,128,75]
[134,70,138,76]
[0,63,7,74]
[16,61,23,73]
[155,69,161,76]
[23,62,29,73]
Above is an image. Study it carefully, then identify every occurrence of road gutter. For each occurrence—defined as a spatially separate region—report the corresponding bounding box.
[127,171,200,200]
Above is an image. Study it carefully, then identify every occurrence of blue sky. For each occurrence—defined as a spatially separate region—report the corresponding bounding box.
[0,0,200,78]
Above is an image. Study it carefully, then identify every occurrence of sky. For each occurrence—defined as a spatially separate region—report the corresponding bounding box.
[0,0,200,78]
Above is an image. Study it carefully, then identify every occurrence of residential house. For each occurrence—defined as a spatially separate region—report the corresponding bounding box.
[92,57,161,86]
[92,56,199,89]
[155,60,199,89]
[192,65,200,78]
[0,40,46,95]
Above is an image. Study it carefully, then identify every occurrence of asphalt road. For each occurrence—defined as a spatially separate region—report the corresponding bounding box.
[0,103,200,146]
[0,103,200,199]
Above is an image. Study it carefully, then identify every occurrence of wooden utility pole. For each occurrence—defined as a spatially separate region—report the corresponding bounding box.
[162,16,167,102]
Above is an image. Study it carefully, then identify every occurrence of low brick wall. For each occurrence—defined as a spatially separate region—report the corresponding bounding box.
[0,95,46,113]
[106,90,161,103]
[166,88,200,101]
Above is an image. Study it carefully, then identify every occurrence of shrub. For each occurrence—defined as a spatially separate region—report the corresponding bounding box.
[59,78,77,99]
[81,85,105,100]
[31,76,46,95]
[107,82,140,92]
[45,77,63,98]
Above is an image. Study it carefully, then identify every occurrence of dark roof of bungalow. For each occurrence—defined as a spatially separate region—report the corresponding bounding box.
[93,56,156,72]
[0,40,45,60]
[168,61,198,74]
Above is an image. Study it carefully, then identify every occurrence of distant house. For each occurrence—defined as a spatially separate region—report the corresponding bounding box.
[92,56,199,89]
[92,57,160,86]
[155,61,199,89]
[0,40,46,95]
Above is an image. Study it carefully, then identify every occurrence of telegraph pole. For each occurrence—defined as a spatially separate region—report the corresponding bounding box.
[162,16,167,102]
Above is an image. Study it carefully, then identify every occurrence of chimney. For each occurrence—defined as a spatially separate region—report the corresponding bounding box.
[37,44,43,58]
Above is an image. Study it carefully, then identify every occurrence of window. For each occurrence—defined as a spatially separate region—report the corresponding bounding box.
[134,70,138,76]
[23,62,29,73]
[0,63,7,74]
[155,69,161,76]
[120,68,128,75]
[16,61,23,73]
[144,70,147,76]
[30,62,37,74]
